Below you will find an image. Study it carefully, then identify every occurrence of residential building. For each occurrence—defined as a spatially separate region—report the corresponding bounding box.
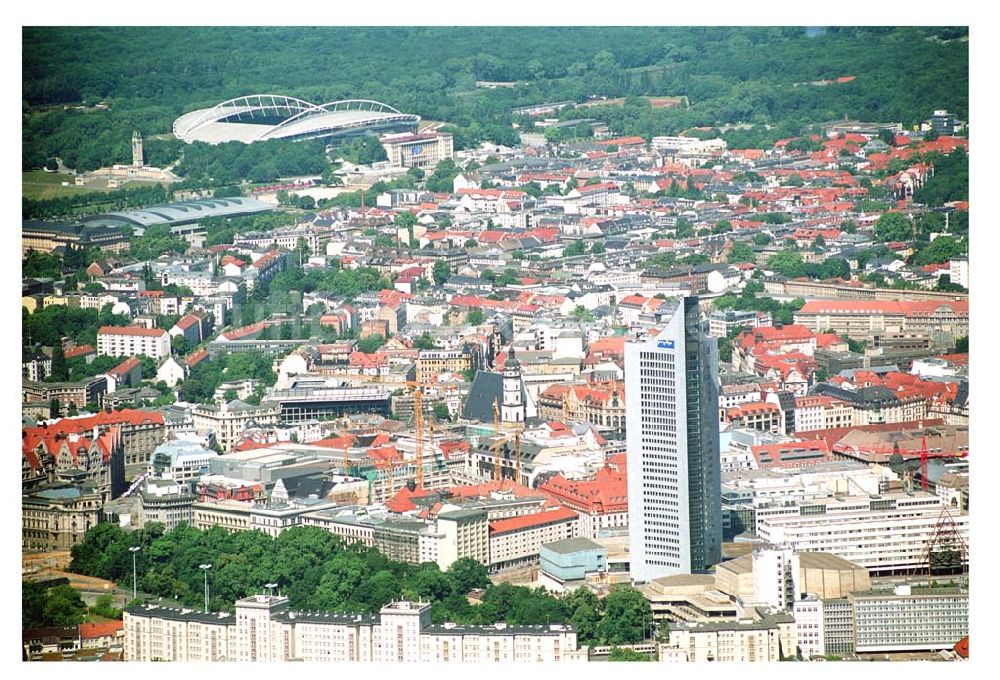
[138,477,197,531]
[124,597,584,662]
[415,348,471,383]
[97,326,171,359]
[625,296,722,581]
[661,612,796,662]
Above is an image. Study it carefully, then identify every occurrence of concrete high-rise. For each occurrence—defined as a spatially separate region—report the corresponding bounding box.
[624,296,722,581]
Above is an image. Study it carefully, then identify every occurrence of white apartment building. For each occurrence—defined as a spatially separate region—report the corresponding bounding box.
[756,492,968,575]
[948,257,968,289]
[124,597,584,662]
[97,326,171,359]
[625,297,722,581]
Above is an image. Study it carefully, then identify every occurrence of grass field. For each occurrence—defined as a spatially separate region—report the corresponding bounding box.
[22,170,97,200]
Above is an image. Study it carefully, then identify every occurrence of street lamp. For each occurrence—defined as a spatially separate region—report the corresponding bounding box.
[199,564,212,613]
[129,547,141,601]
[264,582,278,598]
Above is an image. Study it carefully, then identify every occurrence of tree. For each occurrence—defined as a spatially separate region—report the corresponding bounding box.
[727,242,756,264]
[433,260,451,286]
[875,212,913,242]
[50,343,69,381]
[395,211,417,229]
[954,336,968,353]
[466,308,485,325]
[412,332,438,350]
[753,231,772,246]
[447,557,490,594]
[609,647,653,661]
[42,584,88,626]
[49,398,61,418]
[171,334,188,356]
[713,219,732,234]
[590,241,606,255]
[357,334,386,354]
[432,402,450,423]
[563,240,586,257]
[571,305,595,322]
[596,587,652,645]
[89,593,123,620]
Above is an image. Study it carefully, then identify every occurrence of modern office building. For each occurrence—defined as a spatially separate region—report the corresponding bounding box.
[625,296,722,581]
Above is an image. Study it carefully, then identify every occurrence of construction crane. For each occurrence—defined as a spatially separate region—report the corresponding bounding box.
[493,398,503,482]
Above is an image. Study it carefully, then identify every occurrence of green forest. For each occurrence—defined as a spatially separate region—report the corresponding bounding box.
[68,522,656,646]
[23,27,968,178]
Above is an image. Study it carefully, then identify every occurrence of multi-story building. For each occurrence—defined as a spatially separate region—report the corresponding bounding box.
[22,376,108,409]
[124,597,584,662]
[436,508,489,570]
[755,492,968,575]
[625,296,722,581]
[661,612,796,662]
[795,300,968,347]
[850,586,968,653]
[708,309,771,338]
[191,401,280,451]
[139,477,197,531]
[148,440,219,484]
[793,586,969,658]
[97,326,171,359]
[488,506,579,571]
[381,132,455,169]
[22,486,104,551]
[415,349,471,383]
[537,466,628,539]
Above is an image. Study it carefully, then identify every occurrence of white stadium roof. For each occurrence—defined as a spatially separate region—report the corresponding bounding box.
[173,94,420,145]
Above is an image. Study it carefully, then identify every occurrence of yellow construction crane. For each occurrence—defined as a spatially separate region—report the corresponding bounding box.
[493,398,503,482]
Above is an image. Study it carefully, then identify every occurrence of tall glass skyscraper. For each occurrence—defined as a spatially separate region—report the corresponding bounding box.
[624,296,722,582]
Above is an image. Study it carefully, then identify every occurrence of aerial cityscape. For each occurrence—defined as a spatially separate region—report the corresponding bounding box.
[20,25,970,663]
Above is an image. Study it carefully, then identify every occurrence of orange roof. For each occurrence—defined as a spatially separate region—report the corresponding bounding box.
[80,621,123,640]
[107,356,141,378]
[488,506,578,535]
[98,325,167,338]
[64,345,96,359]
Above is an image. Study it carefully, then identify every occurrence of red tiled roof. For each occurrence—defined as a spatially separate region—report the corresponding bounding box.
[107,357,141,378]
[539,466,628,513]
[488,506,578,535]
[80,621,123,640]
[64,345,96,359]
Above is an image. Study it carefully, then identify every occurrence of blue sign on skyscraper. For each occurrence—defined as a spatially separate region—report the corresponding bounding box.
[657,339,675,349]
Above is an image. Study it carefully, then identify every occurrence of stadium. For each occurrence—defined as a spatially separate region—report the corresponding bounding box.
[173,94,420,145]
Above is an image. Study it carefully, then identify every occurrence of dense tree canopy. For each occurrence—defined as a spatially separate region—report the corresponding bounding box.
[24,27,967,178]
[68,522,653,645]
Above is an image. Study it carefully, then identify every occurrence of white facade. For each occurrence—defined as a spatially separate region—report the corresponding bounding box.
[625,297,722,581]
[97,327,171,359]
[792,595,826,659]
[756,492,968,575]
[949,257,968,289]
[752,546,800,610]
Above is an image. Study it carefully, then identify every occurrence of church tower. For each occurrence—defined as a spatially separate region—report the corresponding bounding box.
[501,346,524,424]
[132,130,144,168]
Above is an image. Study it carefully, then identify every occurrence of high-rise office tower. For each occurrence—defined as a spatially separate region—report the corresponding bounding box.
[624,296,722,581]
